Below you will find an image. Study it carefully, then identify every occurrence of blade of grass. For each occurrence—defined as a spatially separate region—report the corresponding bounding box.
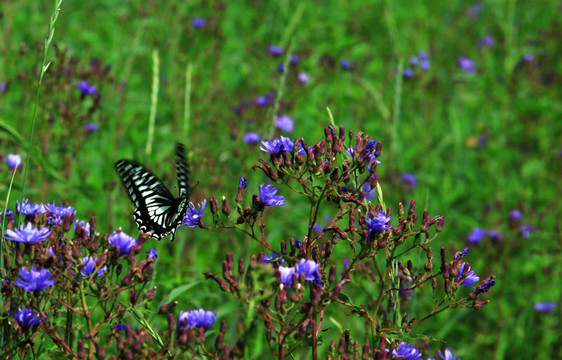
[146,49,160,161]
[183,62,193,140]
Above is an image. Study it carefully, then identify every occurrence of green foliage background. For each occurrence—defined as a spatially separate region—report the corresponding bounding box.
[1,0,560,358]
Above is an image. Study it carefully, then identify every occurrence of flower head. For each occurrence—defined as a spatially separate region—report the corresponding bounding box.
[243,132,260,145]
[183,200,207,227]
[45,202,76,227]
[403,68,414,78]
[468,2,485,18]
[519,224,535,238]
[178,309,217,330]
[275,115,294,132]
[467,228,486,244]
[509,209,522,221]
[522,53,534,62]
[367,211,392,235]
[84,122,100,132]
[298,71,309,84]
[109,231,137,255]
[267,45,284,57]
[74,219,92,236]
[488,230,503,242]
[278,266,296,288]
[239,177,247,189]
[147,248,158,260]
[76,80,97,96]
[6,154,22,169]
[392,342,422,360]
[80,256,107,278]
[5,222,50,243]
[13,308,42,328]
[478,35,494,47]
[458,56,476,74]
[458,262,480,287]
[191,18,206,28]
[259,184,285,207]
[400,173,417,188]
[534,301,557,313]
[295,259,322,286]
[16,199,46,215]
[437,348,460,360]
[262,253,285,264]
[340,59,353,70]
[14,266,55,292]
[114,323,129,332]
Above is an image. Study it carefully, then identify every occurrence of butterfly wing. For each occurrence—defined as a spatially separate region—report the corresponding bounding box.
[115,160,185,240]
[175,143,191,200]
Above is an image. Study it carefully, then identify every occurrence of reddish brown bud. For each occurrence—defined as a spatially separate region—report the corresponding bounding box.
[222,196,231,215]
[159,301,178,314]
[144,286,156,301]
[238,258,245,276]
[168,313,176,331]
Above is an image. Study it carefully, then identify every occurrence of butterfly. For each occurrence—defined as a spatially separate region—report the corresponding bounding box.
[115,143,191,241]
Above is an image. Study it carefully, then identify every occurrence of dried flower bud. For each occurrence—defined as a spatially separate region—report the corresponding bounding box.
[159,301,178,314]
[77,340,85,358]
[209,196,219,214]
[144,286,156,301]
[222,196,231,215]
[238,258,245,276]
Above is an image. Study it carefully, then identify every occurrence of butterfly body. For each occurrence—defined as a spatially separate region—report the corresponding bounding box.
[115,143,191,241]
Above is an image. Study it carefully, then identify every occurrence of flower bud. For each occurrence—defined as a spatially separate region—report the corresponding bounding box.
[221,196,231,215]
[209,196,219,214]
[159,301,177,314]
[143,286,156,301]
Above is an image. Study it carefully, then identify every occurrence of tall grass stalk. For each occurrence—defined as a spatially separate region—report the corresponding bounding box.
[183,62,193,140]
[268,40,295,138]
[146,49,160,161]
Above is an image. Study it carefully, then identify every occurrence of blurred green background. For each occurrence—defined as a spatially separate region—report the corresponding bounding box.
[1,0,560,358]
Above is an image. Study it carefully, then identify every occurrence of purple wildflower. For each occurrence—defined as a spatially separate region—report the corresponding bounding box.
[417,51,430,69]
[467,228,486,244]
[478,35,494,47]
[267,45,284,57]
[403,68,414,77]
[114,323,129,332]
[191,18,206,28]
[183,200,207,227]
[0,82,7,92]
[5,222,50,243]
[262,253,285,264]
[14,266,55,292]
[74,219,92,236]
[400,173,417,188]
[259,184,285,207]
[437,348,460,360]
[243,132,260,145]
[6,154,22,169]
[340,59,352,70]
[178,309,217,330]
[520,224,535,238]
[488,230,503,242]
[290,54,299,64]
[458,262,480,287]
[239,177,247,189]
[295,259,322,286]
[458,56,476,74]
[479,279,495,293]
[366,211,392,236]
[109,231,137,255]
[392,342,422,360]
[509,209,522,220]
[16,199,46,215]
[298,72,309,84]
[76,80,97,96]
[13,308,42,328]
[84,122,100,132]
[278,266,296,288]
[522,53,534,62]
[468,2,485,18]
[80,256,107,278]
[275,115,294,132]
[277,63,285,73]
[45,202,76,227]
[255,95,270,107]
[534,302,557,313]
[147,248,158,260]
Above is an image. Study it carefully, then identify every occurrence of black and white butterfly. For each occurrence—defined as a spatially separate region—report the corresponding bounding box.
[115,143,191,241]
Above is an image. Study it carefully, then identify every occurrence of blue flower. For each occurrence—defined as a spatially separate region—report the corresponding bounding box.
[275,115,294,132]
[458,262,480,287]
[400,173,417,188]
[458,56,476,74]
[255,95,269,106]
[262,253,285,264]
[522,53,534,62]
[45,202,76,227]
[178,309,217,330]
[403,68,414,77]
[519,224,535,238]
[298,72,309,84]
[455,247,470,260]
[478,35,494,47]
[147,248,158,260]
[114,323,129,332]
[345,139,380,164]
[509,209,522,221]
[17,199,46,215]
[183,200,207,227]
[488,230,503,242]
[290,54,299,64]
[243,132,260,145]
[74,219,92,235]
[468,2,485,18]
[277,63,285,73]
[76,80,97,96]
[295,259,322,286]
[392,342,422,360]
[534,302,557,313]
[191,18,206,28]
[1,208,14,218]
[267,45,283,57]
[5,222,50,243]
[109,231,137,255]
[367,211,392,235]
[479,279,495,293]
[467,228,486,244]
[14,265,55,292]
[6,154,22,169]
[259,184,285,207]
[340,59,352,70]
[13,308,42,328]
[80,256,107,278]
[84,122,99,132]
[437,348,460,360]
[278,266,296,288]
[239,177,247,189]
